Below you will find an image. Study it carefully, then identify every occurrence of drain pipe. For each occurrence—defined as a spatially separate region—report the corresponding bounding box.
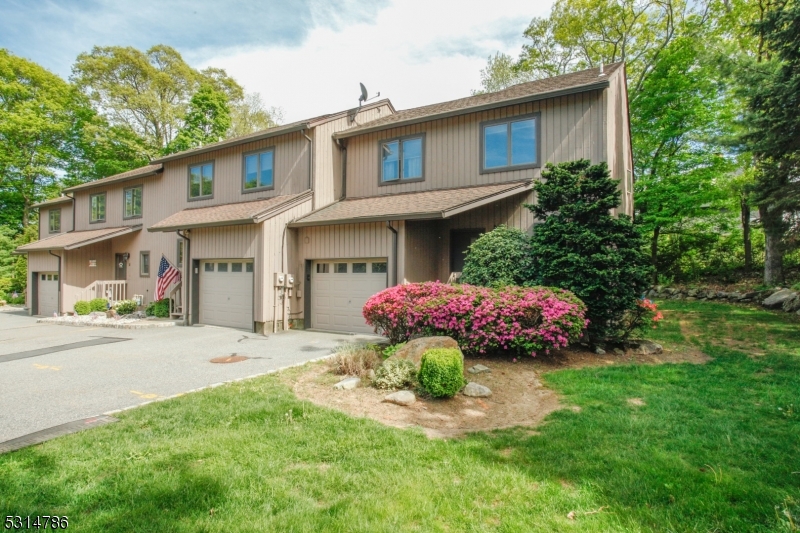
[336,138,347,200]
[302,129,313,192]
[177,229,190,326]
[64,192,76,231]
[386,221,398,287]
[48,250,62,316]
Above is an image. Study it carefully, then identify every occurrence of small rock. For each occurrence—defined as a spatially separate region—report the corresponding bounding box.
[594,347,606,355]
[743,291,758,299]
[782,294,800,313]
[463,382,492,397]
[384,390,415,406]
[685,297,697,302]
[468,364,491,374]
[635,340,663,355]
[333,377,360,390]
[613,348,624,356]
[366,369,376,382]
[687,289,698,297]
[762,289,795,308]
[717,291,728,299]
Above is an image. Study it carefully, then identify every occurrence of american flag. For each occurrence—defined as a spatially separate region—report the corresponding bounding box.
[155,255,181,301]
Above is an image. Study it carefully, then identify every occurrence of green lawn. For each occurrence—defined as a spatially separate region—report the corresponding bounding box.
[1,302,799,532]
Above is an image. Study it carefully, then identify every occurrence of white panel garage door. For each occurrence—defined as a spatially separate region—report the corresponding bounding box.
[199,260,254,330]
[38,272,59,317]
[312,258,388,334]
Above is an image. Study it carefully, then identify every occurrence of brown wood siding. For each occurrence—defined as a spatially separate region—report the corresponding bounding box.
[62,241,114,312]
[606,69,633,216]
[344,91,607,198]
[312,104,393,209]
[38,203,73,240]
[404,220,442,282]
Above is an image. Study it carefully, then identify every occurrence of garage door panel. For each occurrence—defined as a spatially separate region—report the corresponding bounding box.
[200,260,253,330]
[38,272,59,317]
[311,259,387,334]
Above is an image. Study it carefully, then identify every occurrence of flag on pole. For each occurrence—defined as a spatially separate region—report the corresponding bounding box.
[155,255,181,301]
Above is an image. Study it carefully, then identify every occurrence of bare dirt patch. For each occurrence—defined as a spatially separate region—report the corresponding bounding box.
[283,344,709,438]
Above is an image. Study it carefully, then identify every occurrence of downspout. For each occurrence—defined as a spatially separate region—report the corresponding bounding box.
[336,138,347,200]
[302,129,313,192]
[48,250,62,316]
[177,229,190,326]
[386,222,398,287]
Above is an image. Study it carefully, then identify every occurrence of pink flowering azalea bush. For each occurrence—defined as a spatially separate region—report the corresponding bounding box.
[363,282,588,356]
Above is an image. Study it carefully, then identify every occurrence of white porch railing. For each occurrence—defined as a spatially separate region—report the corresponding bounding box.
[169,282,183,318]
[76,280,127,303]
[447,272,462,284]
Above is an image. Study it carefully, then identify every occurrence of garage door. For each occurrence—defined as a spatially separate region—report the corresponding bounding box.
[199,260,254,330]
[38,272,59,317]
[312,258,388,334]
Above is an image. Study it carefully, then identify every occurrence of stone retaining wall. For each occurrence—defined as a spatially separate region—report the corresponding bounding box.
[646,286,800,315]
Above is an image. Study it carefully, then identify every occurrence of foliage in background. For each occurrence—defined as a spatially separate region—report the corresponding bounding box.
[363,282,587,355]
[527,161,652,343]
[164,84,231,155]
[460,225,532,287]
[373,358,417,390]
[145,298,170,318]
[113,299,138,315]
[417,348,465,398]
[382,342,406,359]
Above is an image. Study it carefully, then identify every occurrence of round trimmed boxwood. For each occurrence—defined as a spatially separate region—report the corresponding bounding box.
[418,348,466,398]
[74,300,91,315]
[89,298,109,312]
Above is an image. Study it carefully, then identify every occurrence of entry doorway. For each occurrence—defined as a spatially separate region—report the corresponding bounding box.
[450,229,484,273]
[115,253,127,281]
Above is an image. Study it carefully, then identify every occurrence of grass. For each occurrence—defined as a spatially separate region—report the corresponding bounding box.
[1,301,799,532]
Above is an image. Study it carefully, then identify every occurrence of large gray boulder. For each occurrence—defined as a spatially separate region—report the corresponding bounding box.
[463,382,492,397]
[390,336,461,369]
[384,390,415,406]
[762,289,796,309]
[783,294,800,313]
[630,339,663,355]
[333,377,360,390]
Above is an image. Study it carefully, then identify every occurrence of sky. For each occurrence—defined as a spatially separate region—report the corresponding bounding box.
[0,0,552,122]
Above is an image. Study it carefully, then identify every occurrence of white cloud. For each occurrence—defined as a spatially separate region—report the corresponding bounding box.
[201,0,552,122]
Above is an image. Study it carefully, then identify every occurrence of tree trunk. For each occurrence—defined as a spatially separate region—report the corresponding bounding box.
[651,226,660,285]
[741,195,752,272]
[759,204,784,285]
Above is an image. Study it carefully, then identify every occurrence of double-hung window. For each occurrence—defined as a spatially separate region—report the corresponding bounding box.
[89,193,106,223]
[243,149,274,191]
[380,135,424,184]
[48,209,61,233]
[140,251,150,277]
[124,185,143,219]
[189,162,214,199]
[481,114,539,172]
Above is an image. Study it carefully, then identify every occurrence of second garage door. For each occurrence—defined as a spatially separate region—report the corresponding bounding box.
[312,258,388,334]
[38,272,59,316]
[199,260,254,331]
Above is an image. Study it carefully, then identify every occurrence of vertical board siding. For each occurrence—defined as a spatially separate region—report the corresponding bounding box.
[404,221,442,283]
[38,203,73,240]
[62,241,114,311]
[345,91,607,198]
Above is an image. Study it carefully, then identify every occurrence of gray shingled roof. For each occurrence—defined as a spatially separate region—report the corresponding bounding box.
[334,63,623,139]
[15,226,142,252]
[148,191,312,232]
[289,181,531,227]
[63,164,163,192]
[31,197,73,209]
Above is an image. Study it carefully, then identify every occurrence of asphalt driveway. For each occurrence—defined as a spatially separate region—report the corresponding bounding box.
[0,307,378,443]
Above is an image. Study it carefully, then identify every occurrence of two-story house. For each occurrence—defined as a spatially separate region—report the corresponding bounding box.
[17,63,632,335]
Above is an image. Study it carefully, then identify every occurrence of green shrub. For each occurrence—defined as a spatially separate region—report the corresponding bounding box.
[382,342,406,358]
[373,358,417,390]
[3,291,25,305]
[89,298,109,312]
[418,348,465,398]
[113,299,138,315]
[74,300,91,315]
[461,225,532,287]
[527,160,652,343]
[145,298,170,318]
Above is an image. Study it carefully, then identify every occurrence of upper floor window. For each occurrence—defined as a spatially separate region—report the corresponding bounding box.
[481,114,539,173]
[124,185,143,219]
[89,193,106,223]
[243,149,274,192]
[48,209,61,233]
[189,162,214,199]
[381,135,424,184]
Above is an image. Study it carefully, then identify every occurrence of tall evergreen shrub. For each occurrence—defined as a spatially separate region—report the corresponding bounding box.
[460,225,532,287]
[526,160,652,343]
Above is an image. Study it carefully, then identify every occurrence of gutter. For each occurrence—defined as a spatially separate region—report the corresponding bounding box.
[48,250,62,316]
[177,230,191,326]
[335,138,347,201]
[333,80,611,140]
[386,222,398,286]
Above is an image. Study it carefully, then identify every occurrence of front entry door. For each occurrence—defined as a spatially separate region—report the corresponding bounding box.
[450,229,484,273]
[115,253,127,280]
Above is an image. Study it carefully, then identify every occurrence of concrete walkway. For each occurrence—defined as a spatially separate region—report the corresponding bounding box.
[0,307,380,443]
